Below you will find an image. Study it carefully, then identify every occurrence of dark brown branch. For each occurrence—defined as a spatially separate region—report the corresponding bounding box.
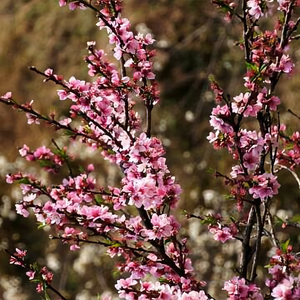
[288,108,300,120]
[240,206,255,279]
[242,0,251,62]
[250,202,263,282]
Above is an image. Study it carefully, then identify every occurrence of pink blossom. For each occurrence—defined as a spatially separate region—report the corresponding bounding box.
[69,1,86,10]
[40,266,53,284]
[36,283,43,293]
[44,68,53,76]
[248,0,263,19]
[10,248,27,266]
[115,277,138,290]
[223,277,263,300]
[19,144,30,157]
[23,193,36,202]
[15,204,30,218]
[58,0,66,7]
[277,0,290,12]
[145,214,178,240]
[26,113,40,125]
[1,91,12,99]
[181,290,209,300]
[209,225,234,243]
[243,150,260,170]
[249,173,280,201]
[59,118,72,126]
[26,270,36,280]
[279,55,294,73]
[271,277,294,300]
[57,89,68,100]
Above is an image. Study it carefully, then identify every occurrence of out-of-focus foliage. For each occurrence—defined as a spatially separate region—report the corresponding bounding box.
[0,0,299,299]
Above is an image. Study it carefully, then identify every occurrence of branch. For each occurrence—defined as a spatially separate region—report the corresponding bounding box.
[4,249,68,300]
[240,206,255,279]
[250,202,263,282]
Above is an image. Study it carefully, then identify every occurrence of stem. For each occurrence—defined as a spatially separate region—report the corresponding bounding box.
[0,97,104,146]
[120,55,130,130]
[250,202,263,282]
[240,206,255,279]
[146,101,153,138]
[242,0,251,62]
[52,139,74,177]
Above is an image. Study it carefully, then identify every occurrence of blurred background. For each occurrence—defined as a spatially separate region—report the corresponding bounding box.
[0,0,299,299]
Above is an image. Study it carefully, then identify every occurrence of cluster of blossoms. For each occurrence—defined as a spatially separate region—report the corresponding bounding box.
[9,248,54,294]
[1,0,300,299]
[265,247,300,300]
[209,0,300,297]
[208,0,300,208]
[19,144,66,172]
[223,277,263,300]
[247,0,299,19]
[1,1,209,299]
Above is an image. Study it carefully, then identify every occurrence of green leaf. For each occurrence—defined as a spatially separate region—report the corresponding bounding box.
[158,277,170,284]
[275,215,284,225]
[17,177,31,184]
[37,222,47,229]
[281,239,290,253]
[291,214,300,222]
[39,160,55,168]
[44,291,51,300]
[285,143,295,150]
[181,209,188,215]
[111,242,122,248]
[245,62,258,72]
[63,130,74,136]
[107,149,116,155]
[78,165,85,173]
[112,269,120,279]
[206,168,215,174]
[95,195,103,204]
[208,74,215,82]
[31,262,40,271]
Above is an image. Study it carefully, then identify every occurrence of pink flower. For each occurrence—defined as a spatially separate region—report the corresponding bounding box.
[243,150,260,170]
[115,278,137,290]
[40,266,53,284]
[36,283,43,293]
[26,270,36,280]
[223,277,263,300]
[210,226,233,243]
[26,113,40,125]
[267,96,281,111]
[279,55,294,73]
[271,277,294,300]
[248,0,263,19]
[277,0,290,12]
[57,90,68,100]
[58,0,67,7]
[145,214,176,240]
[59,118,72,126]
[10,248,27,266]
[181,291,209,300]
[1,92,12,99]
[19,144,30,157]
[15,204,30,218]
[23,193,36,202]
[249,173,280,201]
